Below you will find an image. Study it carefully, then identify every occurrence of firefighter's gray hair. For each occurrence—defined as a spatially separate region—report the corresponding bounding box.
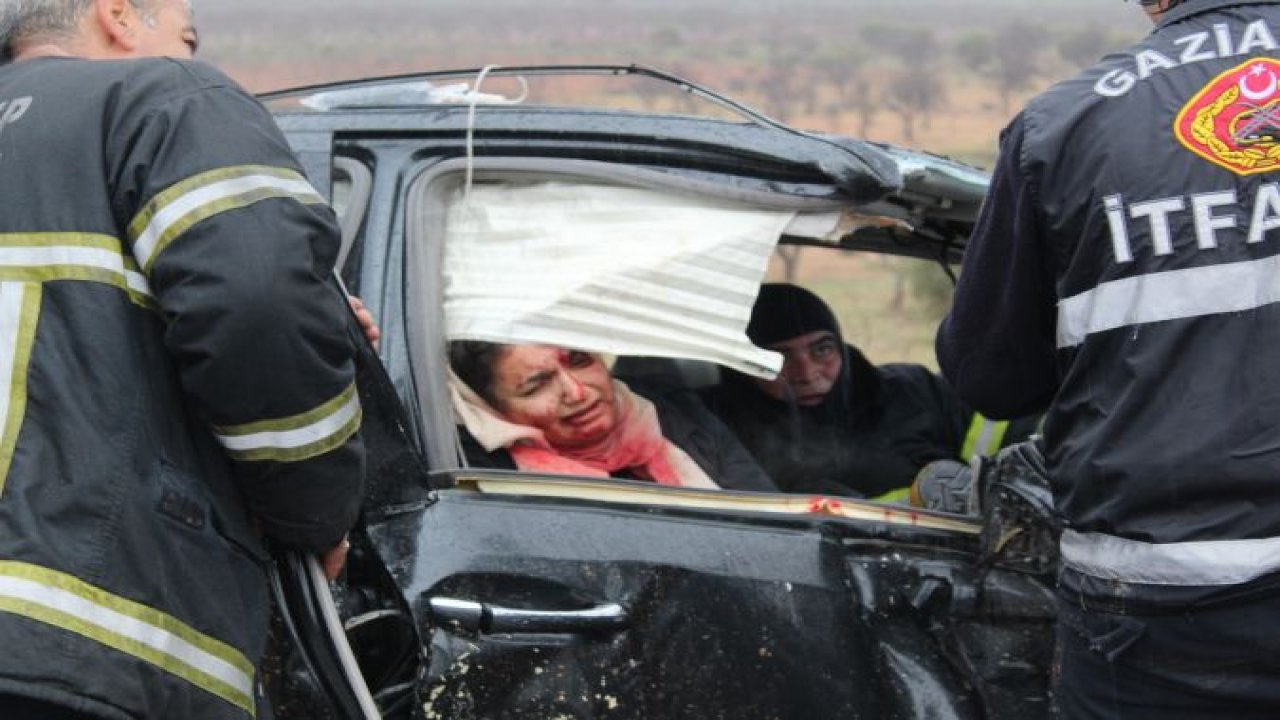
[0,0,169,62]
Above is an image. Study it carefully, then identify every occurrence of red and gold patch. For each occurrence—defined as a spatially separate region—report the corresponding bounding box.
[1176,58,1280,176]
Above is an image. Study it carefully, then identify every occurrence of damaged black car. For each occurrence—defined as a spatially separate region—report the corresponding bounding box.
[256,65,1061,720]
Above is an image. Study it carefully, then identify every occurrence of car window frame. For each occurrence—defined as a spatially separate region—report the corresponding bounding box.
[402,156,850,473]
[332,155,374,276]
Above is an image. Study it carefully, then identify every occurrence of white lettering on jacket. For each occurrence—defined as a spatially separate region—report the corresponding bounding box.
[0,97,32,138]
[1095,20,1280,98]
[1102,186,1280,262]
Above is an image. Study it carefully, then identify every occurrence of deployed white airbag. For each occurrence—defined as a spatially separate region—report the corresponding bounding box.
[443,181,791,378]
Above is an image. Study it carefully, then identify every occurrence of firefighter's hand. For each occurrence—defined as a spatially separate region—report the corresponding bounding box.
[348,296,381,351]
[320,536,350,581]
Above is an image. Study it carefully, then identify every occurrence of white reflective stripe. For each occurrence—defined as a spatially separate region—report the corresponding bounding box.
[125,269,151,297]
[978,423,998,456]
[0,246,153,298]
[1060,529,1280,586]
[1057,254,1280,348]
[0,574,253,699]
[962,415,1009,461]
[970,419,998,460]
[215,389,361,453]
[133,174,320,269]
[0,282,37,493]
[0,284,22,478]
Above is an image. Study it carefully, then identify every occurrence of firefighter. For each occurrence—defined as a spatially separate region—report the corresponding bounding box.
[0,1,365,718]
[938,0,1280,717]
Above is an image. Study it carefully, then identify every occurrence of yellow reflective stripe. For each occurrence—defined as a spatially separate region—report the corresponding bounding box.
[0,233,120,251]
[213,382,361,463]
[0,561,254,716]
[872,487,913,505]
[0,284,39,495]
[0,233,154,308]
[128,165,326,274]
[962,414,1009,460]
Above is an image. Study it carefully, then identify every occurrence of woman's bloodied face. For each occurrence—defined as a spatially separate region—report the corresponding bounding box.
[752,330,843,407]
[490,345,619,448]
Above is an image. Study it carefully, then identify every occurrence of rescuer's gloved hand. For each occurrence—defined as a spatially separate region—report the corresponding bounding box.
[910,459,977,515]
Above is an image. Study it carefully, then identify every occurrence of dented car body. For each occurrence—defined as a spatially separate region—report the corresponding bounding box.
[257,66,1060,720]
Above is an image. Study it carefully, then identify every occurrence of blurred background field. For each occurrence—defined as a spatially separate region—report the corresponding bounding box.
[201,0,1149,166]
[198,0,1152,367]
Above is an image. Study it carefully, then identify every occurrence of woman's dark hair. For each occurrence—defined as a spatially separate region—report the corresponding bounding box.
[448,340,509,407]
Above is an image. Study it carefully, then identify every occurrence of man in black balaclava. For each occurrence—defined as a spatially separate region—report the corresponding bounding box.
[704,283,984,500]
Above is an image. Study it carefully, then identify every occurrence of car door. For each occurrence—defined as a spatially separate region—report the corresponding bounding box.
[368,471,1055,720]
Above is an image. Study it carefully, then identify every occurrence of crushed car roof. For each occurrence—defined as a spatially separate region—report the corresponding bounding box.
[262,65,988,263]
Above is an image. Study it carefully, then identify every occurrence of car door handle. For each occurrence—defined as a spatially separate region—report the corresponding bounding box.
[427,597,629,634]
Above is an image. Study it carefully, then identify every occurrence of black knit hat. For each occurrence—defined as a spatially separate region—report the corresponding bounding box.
[746,284,842,347]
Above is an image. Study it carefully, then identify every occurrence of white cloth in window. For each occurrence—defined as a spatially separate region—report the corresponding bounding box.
[443,181,789,378]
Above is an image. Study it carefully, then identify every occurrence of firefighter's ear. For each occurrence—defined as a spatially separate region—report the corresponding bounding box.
[93,0,141,53]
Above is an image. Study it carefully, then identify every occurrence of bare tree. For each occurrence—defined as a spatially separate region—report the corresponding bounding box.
[759,42,805,123]
[850,75,879,138]
[954,31,993,74]
[814,45,880,136]
[948,21,1049,115]
[988,20,1050,114]
[882,64,947,142]
[788,35,823,117]
[862,25,947,141]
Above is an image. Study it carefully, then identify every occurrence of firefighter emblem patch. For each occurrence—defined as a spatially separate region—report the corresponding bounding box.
[1176,58,1280,175]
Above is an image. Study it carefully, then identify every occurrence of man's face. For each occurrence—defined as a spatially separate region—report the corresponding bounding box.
[752,330,843,407]
[129,0,199,59]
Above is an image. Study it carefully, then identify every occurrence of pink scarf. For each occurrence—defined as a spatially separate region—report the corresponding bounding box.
[450,370,717,488]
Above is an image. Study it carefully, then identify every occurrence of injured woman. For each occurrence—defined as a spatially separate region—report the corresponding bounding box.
[448,341,776,493]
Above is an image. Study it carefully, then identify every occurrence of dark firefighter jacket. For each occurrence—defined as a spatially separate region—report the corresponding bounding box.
[0,57,365,718]
[938,0,1280,600]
